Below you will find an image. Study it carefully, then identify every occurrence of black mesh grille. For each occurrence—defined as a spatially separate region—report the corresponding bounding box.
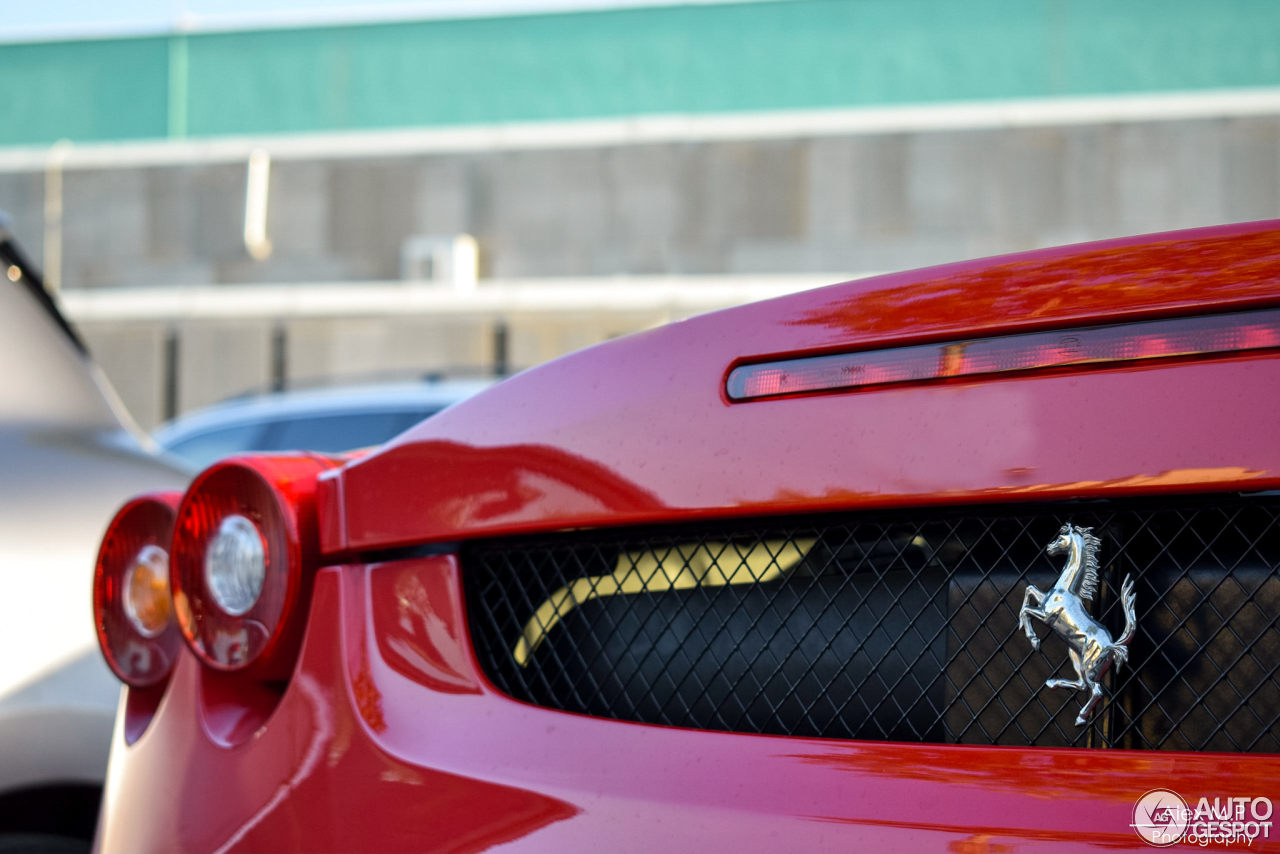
[463,497,1280,751]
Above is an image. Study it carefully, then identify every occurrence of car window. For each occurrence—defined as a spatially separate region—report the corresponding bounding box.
[162,422,268,469]
[260,409,438,453]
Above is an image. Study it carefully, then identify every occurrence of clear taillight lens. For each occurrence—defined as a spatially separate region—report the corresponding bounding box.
[205,514,267,616]
[93,493,183,687]
[170,455,335,680]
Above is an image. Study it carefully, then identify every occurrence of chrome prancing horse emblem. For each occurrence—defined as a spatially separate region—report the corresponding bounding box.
[1018,524,1137,726]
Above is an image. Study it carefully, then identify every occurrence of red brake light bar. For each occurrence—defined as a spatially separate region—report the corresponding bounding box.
[726,308,1280,402]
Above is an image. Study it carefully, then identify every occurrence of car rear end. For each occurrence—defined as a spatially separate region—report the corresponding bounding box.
[95,221,1280,852]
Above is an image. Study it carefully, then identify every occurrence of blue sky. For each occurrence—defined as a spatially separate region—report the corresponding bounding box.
[0,0,766,42]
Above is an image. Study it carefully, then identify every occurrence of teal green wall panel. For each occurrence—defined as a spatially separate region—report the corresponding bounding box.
[4,0,1280,146]
[185,1,1055,134]
[0,36,169,145]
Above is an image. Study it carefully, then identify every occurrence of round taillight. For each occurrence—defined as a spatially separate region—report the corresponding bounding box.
[93,493,183,687]
[205,514,267,616]
[170,455,334,680]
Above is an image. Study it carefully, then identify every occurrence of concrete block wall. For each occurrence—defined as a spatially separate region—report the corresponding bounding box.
[3,116,1279,289]
[5,114,1280,430]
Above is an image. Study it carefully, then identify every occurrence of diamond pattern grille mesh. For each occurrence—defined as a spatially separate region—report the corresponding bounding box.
[463,498,1280,751]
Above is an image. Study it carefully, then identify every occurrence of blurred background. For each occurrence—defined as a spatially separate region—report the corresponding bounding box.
[2,0,1280,429]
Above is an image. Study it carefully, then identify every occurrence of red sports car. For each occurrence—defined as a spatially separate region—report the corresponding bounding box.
[94,222,1280,852]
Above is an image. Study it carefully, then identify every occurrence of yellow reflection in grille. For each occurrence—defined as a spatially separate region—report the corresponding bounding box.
[513,539,815,666]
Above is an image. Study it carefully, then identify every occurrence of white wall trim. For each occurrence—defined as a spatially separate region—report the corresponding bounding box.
[58,274,870,322]
[4,87,1280,173]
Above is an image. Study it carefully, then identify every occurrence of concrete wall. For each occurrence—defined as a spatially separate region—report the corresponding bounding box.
[6,114,1280,430]
[5,116,1280,288]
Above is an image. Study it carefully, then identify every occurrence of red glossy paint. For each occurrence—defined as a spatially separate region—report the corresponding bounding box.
[99,557,1280,852]
[332,221,1280,552]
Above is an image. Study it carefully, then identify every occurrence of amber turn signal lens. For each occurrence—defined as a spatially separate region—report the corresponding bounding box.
[123,545,172,637]
[93,493,184,688]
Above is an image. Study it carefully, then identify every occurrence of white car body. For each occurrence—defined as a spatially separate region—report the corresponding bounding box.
[0,214,188,844]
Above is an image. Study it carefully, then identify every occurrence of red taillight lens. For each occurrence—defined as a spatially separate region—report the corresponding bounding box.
[93,493,183,688]
[171,455,335,681]
[726,307,1280,401]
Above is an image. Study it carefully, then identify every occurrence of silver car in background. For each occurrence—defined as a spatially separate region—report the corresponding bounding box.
[0,214,188,851]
